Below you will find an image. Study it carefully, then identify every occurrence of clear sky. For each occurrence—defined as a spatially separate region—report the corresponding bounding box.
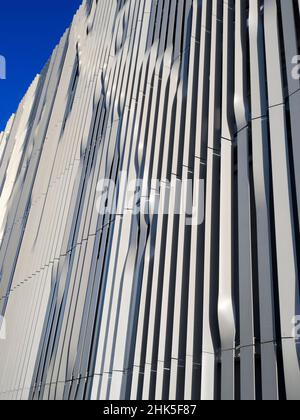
[0,0,83,131]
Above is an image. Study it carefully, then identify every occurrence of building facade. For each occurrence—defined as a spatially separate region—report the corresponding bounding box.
[0,0,300,400]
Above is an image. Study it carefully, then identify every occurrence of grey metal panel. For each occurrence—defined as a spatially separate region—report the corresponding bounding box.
[248,0,278,400]
[280,0,300,231]
[264,0,300,400]
[235,0,255,401]
[218,0,236,401]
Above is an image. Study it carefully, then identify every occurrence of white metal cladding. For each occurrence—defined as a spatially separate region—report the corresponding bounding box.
[0,0,299,401]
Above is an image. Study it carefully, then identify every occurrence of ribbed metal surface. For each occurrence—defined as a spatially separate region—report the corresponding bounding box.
[0,0,299,400]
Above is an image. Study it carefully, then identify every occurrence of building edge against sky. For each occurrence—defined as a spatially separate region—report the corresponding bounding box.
[0,0,300,400]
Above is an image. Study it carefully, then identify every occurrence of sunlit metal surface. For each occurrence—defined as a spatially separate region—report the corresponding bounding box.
[0,0,299,400]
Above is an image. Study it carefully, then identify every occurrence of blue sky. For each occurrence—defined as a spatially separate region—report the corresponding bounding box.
[0,0,82,131]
